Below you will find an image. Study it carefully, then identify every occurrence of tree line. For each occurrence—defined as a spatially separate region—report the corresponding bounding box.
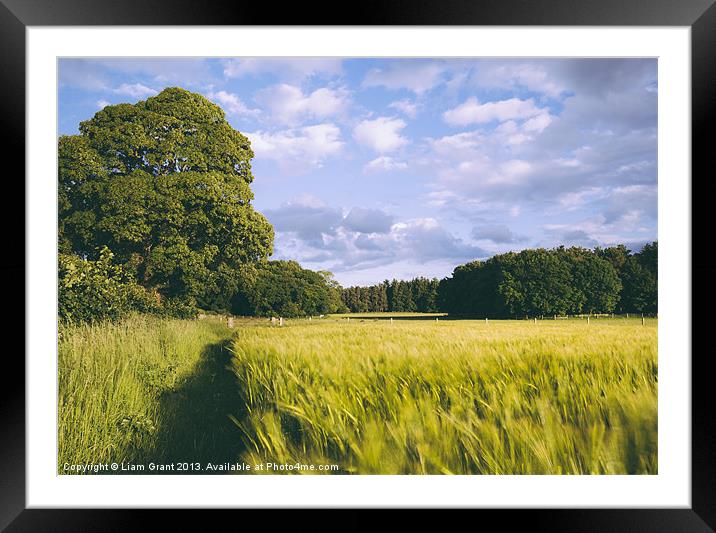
[341,278,440,313]
[58,88,657,323]
[339,242,657,318]
[437,243,657,318]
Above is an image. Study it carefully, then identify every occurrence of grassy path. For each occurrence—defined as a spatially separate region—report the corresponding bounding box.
[58,316,245,473]
[148,337,246,470]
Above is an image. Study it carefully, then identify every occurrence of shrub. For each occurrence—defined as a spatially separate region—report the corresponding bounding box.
[58,247,161,323]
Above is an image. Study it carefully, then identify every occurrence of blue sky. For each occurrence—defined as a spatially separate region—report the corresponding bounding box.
[58,58,657,286]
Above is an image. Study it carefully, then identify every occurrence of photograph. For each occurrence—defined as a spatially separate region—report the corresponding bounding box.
[56,56,658,476]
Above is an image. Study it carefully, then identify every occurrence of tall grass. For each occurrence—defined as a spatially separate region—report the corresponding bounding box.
[58,315,657,475]
[230,318,657,474]
[58,315,232,471]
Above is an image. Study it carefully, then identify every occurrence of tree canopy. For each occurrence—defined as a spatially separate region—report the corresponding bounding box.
[438,244,656,318]
[231,261,345,317]
[341,278,440,313]
[58,88,274,312]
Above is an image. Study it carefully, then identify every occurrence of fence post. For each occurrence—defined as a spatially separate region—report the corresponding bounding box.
[279,317,284,327]
[390,317,393,325]
[485,317,488,325]
[534,317,537,324]
[227,316,234,328]
[642,314,645,326]
[587,316,590,325]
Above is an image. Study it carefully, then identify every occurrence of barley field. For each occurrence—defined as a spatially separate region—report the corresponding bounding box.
[58,314,657,475]
[230,316,657,474]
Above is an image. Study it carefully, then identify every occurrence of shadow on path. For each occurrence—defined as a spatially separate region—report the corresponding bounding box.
[148,337,248,472]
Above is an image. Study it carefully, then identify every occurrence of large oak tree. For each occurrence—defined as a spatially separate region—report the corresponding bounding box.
[59,87,274,310]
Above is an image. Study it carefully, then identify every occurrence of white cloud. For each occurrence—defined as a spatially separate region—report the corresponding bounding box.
[96,99,111,109]
[206,90,260,117]
[499,160,532,181]
[424,190,460,207]
[342,207,394,233]
[247,123,344,167]
[471,224,528,244]
[388,99,419,118]
[523,112,553,133]
[429,131,483,159]
[470,62,565,98]
[443,97,545,126]
[266,195,486,275]
[353,117,408,153]
[558,187,606,210]
[264,195,344,244]
[363,156,408,173]
[256,84,349,125]
[58,59,108,91]
[363,62,446,94]
[113,83,158,99]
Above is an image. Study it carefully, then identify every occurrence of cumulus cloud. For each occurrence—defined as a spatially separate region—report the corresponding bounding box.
[206,90,260,117]
[263,195,343,244]
[426,59,656,219]
[247,124,344,168]
[600,185,657,225]
[443,97,547,126]
[363,156,408,173]
[96,99,111,109]
[113,83,158,99]
[391,218,487,262]
[388,99,420,118]
[471,224,529,244]
[342,207,394,234]
[265,196,486,274]
[470,61,566,98]
[363,62,446,94]
[256,84,350,125]
[59,59,108,91]
[559,229,600,248]
[353,117,408,153]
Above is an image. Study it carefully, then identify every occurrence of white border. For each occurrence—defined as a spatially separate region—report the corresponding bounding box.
[27,27,691,508]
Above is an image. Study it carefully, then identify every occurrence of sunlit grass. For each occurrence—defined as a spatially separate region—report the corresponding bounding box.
[58,315,657,475]
[58,315,232,471]
[230,318,657,474]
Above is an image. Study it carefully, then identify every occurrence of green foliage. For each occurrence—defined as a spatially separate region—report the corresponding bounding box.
[439,244,651,317]
[342,277,440,313]
[231,261,344,317]
[59,247,160,323]
[596,242,657,314]
[58,87,274,311]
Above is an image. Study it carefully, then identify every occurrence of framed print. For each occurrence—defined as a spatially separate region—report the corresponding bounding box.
[3,0,715,529]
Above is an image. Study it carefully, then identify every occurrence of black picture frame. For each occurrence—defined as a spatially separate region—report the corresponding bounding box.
[2,0,713,529]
